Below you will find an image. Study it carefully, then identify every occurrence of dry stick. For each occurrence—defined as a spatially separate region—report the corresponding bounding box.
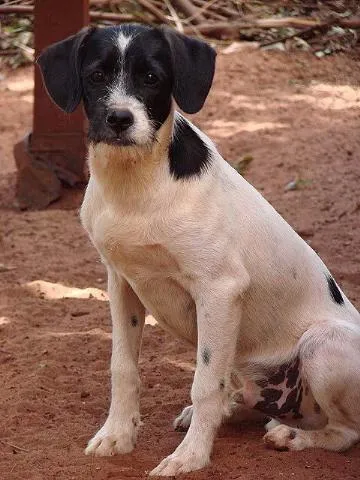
[193,0,239,18]
[1,6,360,32]
[0,5,149,23]
[136,0,172,25]
[0,440,29,453]
[163,0,184,32]
[183,17,360,38]
[90,11,139,22]
[260,19,337,48]
[182,0,221,25]
[201,9,227,22]
[171,0,205,25]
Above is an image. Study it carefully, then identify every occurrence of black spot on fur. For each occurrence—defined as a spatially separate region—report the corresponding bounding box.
[292,411,303,420]
[131,315,138,327]
[286,357,300,389]
[255,387,300,417]
[202,347,211,365]
[289,430,297,440]
[256,378,268,388]
[268,365,287,385]
[261,388,283,402]
[326,275,344,305]
[169,116,211,179]
[219,379,225,390]
[132,416,139,427]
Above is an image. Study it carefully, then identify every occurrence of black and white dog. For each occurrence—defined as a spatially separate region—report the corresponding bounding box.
[38,24,360,476]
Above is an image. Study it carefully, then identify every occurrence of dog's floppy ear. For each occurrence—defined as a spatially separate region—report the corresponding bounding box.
[37,27,94,113]
[161,27,216,114]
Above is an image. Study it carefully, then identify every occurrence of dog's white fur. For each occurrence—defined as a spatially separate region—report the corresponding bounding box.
[81,98,360,474]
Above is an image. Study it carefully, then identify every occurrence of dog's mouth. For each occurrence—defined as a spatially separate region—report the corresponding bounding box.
[88,132,137,147]
[103,136,137,147]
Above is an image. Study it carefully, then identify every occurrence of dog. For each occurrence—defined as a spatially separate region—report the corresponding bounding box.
[38,24,360,476]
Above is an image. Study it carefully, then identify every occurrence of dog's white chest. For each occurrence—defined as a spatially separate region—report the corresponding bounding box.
[82,196,197,343]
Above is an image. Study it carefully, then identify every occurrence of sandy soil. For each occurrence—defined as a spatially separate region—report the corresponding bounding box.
[0,48,360,480]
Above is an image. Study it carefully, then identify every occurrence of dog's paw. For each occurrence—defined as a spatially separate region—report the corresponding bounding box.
[149,449,209,476]
[85,414,141,456]
[174,405,193,432]
[263,424,304,451]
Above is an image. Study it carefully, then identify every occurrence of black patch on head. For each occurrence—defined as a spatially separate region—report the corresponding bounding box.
[81,24,174,145]
[37,26,95,113]
[219,379,225,391]
[161,27,216,114]
[38,24,216,147]
[326,275,344,305]
[202,347,211,365]
[169,116,211,179]
[261,388,283,403]
[131,315,138,327]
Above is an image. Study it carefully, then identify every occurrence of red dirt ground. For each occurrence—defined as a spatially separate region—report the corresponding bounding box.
[0,48,360,480]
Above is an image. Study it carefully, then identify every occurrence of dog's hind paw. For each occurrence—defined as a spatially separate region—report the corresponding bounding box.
[174,405,193,432]
[85,414,141,456]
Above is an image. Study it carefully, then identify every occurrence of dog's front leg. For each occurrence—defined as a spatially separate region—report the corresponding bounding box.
[151,277,248,476]
[85,268,145,456]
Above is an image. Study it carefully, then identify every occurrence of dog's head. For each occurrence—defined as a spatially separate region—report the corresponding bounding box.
[37,24,216,147]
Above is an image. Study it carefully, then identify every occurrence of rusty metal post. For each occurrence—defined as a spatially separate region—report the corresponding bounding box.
[14,0,89,209]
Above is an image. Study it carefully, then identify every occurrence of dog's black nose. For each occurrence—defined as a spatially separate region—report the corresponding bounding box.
[106,109,134,133]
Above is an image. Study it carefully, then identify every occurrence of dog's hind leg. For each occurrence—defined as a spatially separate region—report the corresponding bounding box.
[264,322,360,452]
[85,268,145,456]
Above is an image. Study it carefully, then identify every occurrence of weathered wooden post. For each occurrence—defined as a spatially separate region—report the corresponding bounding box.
[14,0,89,209]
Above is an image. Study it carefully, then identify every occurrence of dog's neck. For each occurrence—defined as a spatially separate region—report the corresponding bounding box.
[88,107,175,206]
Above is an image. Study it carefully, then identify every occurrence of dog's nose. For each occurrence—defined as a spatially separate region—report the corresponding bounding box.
[106,109,134,133]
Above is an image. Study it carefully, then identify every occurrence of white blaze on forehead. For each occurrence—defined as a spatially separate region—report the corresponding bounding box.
[118,33,132,55]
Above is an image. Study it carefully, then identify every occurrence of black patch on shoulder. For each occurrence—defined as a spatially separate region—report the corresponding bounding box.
[131,315,138,327]
[169,116,211,179]
[326,275,344,305]
[219,379,225,390]
[202,347,211,365]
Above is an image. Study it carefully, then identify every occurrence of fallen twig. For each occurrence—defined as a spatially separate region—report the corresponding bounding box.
[136,0,172,25]
[89,11,139,22]
[171,0,205,25]
[163,0,184,32]
[260,19,338,48]
[0,440,29,453]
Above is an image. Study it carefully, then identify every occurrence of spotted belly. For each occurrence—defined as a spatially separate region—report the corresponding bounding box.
[239,357,323,424]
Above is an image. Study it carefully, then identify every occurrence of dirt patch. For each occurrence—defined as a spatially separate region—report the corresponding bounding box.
[0,48,360,479]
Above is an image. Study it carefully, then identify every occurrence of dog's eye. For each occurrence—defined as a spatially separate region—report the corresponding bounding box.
[90,71,105,83]
[144,72,159,86]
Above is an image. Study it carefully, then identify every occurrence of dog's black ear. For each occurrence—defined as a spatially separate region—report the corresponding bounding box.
[161,27,216,114]
[37,27,94,113]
